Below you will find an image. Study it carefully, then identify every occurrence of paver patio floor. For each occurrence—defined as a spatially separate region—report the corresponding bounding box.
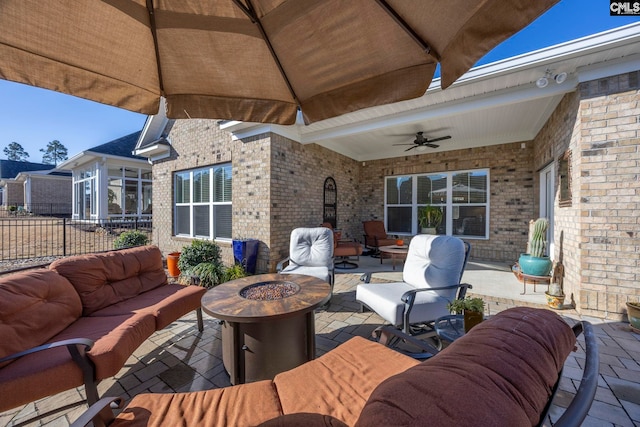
[2,267,639,426]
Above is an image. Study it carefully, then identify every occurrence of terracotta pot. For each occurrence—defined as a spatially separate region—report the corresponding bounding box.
[396,239,404,246]
[463,310,483,332]
[626,302,640,333]
[167,252,181,278]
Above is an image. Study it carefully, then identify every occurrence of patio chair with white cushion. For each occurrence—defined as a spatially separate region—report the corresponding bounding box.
[356,234,471,337]
[276,227,334,288]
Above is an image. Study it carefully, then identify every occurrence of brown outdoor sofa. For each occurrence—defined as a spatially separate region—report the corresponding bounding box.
[71,307,598,427]
[0,245,206,418]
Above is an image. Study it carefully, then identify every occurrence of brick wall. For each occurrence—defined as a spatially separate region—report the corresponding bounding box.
[531,91,582,312]
[4,181,23,206]
[151,119,239,266]
[576,71,640,320]
[30,176,72,205]
[269,135,360,271]
[358,143,536,262]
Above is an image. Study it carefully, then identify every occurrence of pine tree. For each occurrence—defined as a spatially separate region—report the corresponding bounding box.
[40,140,68,166]
[3,142,29,161]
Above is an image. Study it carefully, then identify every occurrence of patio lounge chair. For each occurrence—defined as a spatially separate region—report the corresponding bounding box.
[276,227,334,287]
[362,220,396,256]
[322,222,363,269]
[356,234,471,338]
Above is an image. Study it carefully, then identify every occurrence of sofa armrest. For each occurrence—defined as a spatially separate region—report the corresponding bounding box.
[400,283,473,304]
[0,338,94,364]
[70,396,123,427]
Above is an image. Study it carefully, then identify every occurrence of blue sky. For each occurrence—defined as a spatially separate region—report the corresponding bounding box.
[0,0,638,163]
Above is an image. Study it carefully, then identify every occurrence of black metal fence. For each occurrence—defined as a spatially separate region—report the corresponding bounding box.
[0,217,152,263]
[1,203,72,218]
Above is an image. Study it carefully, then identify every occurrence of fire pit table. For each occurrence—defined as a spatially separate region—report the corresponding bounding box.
[201,273,331,385]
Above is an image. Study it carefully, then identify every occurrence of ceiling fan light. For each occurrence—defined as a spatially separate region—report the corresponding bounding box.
[416,145,427,152]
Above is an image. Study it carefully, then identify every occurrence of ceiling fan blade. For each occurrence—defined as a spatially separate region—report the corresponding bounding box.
[426,143,439,148]
[426,136,451,143]
[393,143,416,146]
[404,146,417,152]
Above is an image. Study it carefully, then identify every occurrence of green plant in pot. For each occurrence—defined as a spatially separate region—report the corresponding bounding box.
[418,205,443,235]
[178,240,223,286]
[447,297,485,332]
[519,218,553,277]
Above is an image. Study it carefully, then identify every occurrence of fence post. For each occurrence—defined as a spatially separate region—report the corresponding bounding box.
[63,218,67,256]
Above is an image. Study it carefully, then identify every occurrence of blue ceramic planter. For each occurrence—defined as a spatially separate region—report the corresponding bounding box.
[518,253,552,277]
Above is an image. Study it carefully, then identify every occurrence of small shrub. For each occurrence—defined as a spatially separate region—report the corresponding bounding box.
[190,262,223,288]
[113,230,149,249]
[178,240,222,275]
[223,263,247,282]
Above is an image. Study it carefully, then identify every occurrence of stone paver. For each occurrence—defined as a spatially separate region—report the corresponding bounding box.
[1,272,639,426]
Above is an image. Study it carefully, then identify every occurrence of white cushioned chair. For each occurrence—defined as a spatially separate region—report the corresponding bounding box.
[356,234,470,335]
[277,227,335,288]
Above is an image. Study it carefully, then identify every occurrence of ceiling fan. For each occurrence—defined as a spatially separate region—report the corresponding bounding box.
[393,132,451,151]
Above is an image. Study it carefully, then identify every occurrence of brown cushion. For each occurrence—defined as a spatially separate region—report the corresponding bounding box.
[111,380,282,427]
[89,284,206,330]
[334,242,363,257]
[274,336,419,426]
[50,313,157,379]
[356,307,576,427]
[50,245,168,315]
[0,269,81,368]
[259,413,348,427]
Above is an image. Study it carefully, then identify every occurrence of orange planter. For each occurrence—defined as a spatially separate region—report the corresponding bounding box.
[167,252,181,277]
[396,239,404,246]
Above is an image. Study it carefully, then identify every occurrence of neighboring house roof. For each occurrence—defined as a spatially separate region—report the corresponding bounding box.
[88,131,145,159]
[14,168,71,182]
[58,131,148,170]
[0,159,55,180]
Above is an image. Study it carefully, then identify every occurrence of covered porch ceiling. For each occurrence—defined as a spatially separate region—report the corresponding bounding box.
[222,23,640,162]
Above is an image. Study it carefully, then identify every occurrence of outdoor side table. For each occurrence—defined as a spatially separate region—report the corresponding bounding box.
[434,315,465,343]
[201,273,331,385]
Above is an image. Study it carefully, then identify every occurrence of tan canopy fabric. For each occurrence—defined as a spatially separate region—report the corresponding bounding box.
[0,0,557,124]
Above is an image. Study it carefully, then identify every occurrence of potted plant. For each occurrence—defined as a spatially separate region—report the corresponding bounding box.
[166,251,181,278]
[418,205,443,235]
[626,301,640,333]
[519,218,553,277]
[447,297,485,332]
[178,240,223,286]
[545,261,565,309]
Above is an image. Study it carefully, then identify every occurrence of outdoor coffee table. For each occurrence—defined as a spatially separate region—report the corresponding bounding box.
[379,245,409,270]
[201,273,331,385]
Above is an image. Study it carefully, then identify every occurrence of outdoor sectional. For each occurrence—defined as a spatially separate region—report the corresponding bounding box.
[0,245,205,417]
[72,307,598,427]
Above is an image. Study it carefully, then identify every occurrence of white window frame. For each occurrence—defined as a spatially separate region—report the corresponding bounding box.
[107,167,153,219]
[72,165,97,220]
[174,163,232,241]
[384,168,490,239]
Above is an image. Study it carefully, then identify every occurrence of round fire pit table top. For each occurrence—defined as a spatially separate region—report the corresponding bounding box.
[201,273,331,323]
